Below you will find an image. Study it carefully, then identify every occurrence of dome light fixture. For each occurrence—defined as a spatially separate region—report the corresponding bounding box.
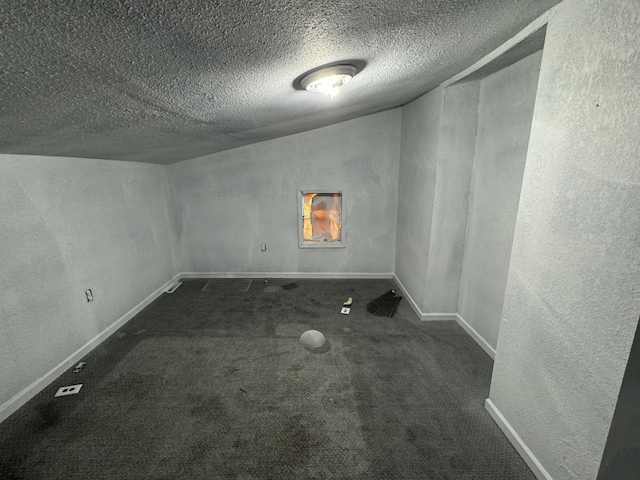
[300,64,357,99]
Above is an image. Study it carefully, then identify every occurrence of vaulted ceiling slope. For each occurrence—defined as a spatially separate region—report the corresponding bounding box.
[1,0,561,164]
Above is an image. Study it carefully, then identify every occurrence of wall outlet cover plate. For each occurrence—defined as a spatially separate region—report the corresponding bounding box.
[54,384,83,397]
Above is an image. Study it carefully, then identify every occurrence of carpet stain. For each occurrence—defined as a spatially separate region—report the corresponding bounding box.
[30,403,59,432]
[188,395,227,422]
[232,436,250,450]
[189,440,212,462]
[288,362,304,372]
[252,416,311,476]
[0,462,24,480]
[225,365,241,375]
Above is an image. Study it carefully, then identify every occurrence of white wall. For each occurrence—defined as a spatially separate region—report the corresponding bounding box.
[457,51,542,348]
[395,51,540,325]
[0,155,178,415]
[423,82,479,314]
[488,0,640,478]
[167,109,402,276]
[394,89,443,310]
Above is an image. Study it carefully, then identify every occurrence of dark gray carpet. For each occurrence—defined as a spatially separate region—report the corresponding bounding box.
[0,279,535,479]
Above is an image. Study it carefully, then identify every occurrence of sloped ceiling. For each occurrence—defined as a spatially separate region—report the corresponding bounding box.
[0,0,561,164]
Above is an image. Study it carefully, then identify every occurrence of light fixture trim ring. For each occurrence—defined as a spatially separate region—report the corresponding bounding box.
[300,64,358,95]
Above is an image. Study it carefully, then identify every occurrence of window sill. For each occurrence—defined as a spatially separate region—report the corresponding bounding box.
[298,241,345,249]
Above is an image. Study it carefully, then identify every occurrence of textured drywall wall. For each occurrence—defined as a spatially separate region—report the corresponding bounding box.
[0,0,561,163]
[422,82,479,313]
[489,0,640,478]
[394,89,443,308]
[0,155,178,408]
[167,109,401,275]
[457,51,542,348]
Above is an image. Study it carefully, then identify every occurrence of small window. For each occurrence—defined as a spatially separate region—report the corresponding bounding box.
[298,191,344,248]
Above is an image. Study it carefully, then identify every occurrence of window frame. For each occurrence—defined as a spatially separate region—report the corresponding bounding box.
[297,190,345,249]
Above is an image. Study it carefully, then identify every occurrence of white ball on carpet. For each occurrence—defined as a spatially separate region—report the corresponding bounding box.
[299,330,326,349]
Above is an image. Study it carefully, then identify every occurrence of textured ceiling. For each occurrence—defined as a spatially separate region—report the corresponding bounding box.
[0,0,561,164]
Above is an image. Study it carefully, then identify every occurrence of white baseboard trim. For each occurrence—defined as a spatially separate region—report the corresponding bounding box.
[392,275,456,322]
[393,274,425,319]
[485,399,553,480]
[423,313,458,321]
[180,272,394,280]
[164,281,183,293]
[393,276,496,359]
[455,314,496,359]
[0,273,181,425]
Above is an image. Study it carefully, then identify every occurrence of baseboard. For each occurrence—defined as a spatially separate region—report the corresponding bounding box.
[392,275,456,322]
[422,313,457,321]
[455,314,496,359]
[180,272,394,280]
[485,399,553,480]
[392,274,425,319]
[164,281,183,293]
[0,273,181,425]
[393,276,495,359]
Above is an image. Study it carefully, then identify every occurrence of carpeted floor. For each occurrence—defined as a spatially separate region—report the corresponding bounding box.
[0,279,535,479]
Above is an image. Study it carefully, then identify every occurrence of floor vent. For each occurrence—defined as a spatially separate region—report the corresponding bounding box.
[54,384,83,397]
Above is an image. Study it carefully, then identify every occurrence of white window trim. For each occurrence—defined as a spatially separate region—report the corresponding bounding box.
[297,190,345,249]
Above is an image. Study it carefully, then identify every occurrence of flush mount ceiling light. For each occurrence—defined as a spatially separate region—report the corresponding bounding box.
[300,64,357,99]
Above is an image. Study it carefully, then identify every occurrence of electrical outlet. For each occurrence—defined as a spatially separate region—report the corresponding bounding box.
[261,243,267,252]
[85,289,93,302]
